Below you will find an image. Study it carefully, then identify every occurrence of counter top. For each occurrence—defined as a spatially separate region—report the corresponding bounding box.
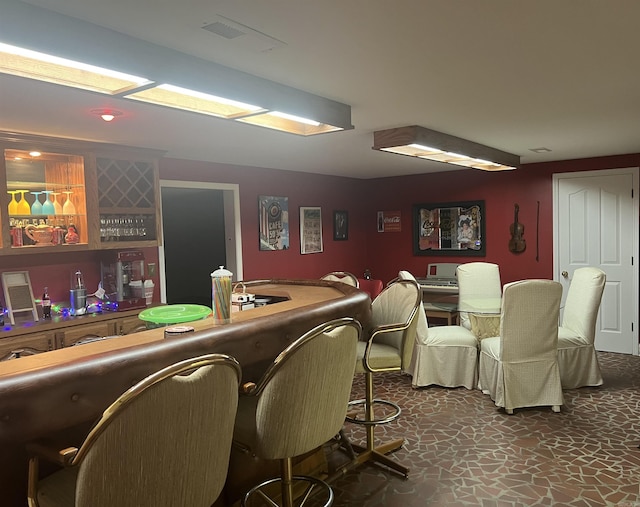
[0,279,371,506]
[0,305,146,339]
[0,279,371,440]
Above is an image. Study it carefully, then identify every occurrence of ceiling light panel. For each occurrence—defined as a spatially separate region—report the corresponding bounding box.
[0,43,151,95]
[374,126,520,172]
[125,84,265,119]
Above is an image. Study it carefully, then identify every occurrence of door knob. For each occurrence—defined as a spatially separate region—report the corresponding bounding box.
[561,271,568,278]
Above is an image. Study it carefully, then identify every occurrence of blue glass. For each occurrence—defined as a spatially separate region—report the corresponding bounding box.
[41,191,55,215]
[30,191,43,215]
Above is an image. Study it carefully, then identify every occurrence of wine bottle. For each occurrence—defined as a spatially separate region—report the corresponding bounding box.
[42,287,51,319]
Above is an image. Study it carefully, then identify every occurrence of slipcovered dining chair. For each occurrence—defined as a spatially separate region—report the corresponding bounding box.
[557,267,606,389]
[400,271,479,389]
[233,317,361,507]
[457,262,502,339]
[479,279,564,414]
[345,278,421,477]
[27,353,242,507]
[321,271,359,288]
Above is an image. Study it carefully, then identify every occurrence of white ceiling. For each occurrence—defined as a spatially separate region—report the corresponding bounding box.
[2,0,640,179]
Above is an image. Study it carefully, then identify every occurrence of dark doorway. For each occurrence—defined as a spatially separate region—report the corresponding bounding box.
[161,187,226,306]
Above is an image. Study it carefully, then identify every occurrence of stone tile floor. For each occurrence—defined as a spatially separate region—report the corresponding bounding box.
[327,352,640,507]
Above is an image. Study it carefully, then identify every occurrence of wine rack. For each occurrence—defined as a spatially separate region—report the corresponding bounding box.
[96,156,159,246]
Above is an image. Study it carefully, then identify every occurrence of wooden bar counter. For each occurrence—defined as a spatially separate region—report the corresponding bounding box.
[0,279,371,506]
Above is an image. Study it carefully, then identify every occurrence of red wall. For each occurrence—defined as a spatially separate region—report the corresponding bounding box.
[160,159,367,280]
[3,152,639,309]
[0,248,159,308]
[161,153,640,287]
[361,153,640,285]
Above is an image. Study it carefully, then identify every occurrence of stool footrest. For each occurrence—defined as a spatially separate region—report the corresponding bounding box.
[345,398,401,425]
[243,475,333,507]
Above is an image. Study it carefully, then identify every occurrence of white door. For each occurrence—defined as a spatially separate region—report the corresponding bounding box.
[553,168,639,355]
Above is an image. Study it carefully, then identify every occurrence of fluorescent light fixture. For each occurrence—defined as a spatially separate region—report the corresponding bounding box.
[126,85,344,135]
[124,83,265,119]
[236,110,343,136]
[373,126,520,171]
[0,42,151,95]
[0,0,352,137]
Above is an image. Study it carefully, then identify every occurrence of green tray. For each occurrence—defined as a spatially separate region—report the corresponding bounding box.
[138,304,211,325]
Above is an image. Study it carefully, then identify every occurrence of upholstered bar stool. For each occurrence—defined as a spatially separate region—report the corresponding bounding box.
[27,354,241,507]
[344,279,421,477]
[234,317,361,507]
[321,271,359,288]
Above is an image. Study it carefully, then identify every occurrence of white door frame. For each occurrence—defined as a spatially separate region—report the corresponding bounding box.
[552,167,639,356]
[158,180,243,304]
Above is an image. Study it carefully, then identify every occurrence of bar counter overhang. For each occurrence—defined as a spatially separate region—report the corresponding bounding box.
[0,279,372,504]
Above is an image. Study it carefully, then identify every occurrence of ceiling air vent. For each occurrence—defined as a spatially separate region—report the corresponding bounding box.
[202,15,286,52]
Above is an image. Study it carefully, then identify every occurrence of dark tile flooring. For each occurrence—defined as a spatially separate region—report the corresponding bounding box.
[328,352,640,507]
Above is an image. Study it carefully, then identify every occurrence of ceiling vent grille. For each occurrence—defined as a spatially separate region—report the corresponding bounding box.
[202,21,245,40]
[201,15,286,52]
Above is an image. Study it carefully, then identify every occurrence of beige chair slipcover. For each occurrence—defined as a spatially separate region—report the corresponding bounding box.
[233,317,361,507]
[479,280,564,414]
[401,270,479,389]
[457,262,502,333]
[321,271,359,288]
[28,354,241,507]
[557,267,606,389]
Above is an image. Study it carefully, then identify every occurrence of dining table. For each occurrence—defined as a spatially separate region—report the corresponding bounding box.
[426,295,502,340]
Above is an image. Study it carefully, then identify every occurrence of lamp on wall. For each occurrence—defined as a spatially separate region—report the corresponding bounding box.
[372,125,520,171]
[0,0,353,136]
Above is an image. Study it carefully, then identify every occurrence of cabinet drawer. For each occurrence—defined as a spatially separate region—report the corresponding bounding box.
[57,322,114,348]
[0,333,54,360]
[117,316,147,335]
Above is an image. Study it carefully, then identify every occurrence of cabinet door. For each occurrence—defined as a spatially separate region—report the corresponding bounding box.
[117,315,147,335]
[57,322,114,348]
[0,332,54,360]
[2,143,90,254]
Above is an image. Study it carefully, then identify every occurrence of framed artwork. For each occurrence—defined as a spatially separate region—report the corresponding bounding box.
[333,210,348,240]
[300,206,323,254]
[258,196,289,251]
[413,200,485,256]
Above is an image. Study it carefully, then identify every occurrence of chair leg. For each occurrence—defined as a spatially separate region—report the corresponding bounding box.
[281,458,294,507]
[552,405,561,413]
[340,372,409,478]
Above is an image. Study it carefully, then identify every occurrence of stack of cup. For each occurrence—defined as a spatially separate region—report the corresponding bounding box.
[211,266,233,325]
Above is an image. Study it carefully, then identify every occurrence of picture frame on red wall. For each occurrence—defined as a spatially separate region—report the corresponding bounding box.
[333,210,348,241]
[413,200,485,256]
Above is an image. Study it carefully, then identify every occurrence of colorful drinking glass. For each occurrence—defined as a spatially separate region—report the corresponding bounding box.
[16,190,30,215]
[62,191,76,215]
[41,191,55,215]
[50,192,63,215]
[7,191,19,215]
[30,191,43,215]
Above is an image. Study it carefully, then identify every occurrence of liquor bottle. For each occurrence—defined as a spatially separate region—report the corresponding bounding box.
[42,287,51,319]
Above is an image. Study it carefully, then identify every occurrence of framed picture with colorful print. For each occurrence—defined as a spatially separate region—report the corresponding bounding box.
[413,200,485,256]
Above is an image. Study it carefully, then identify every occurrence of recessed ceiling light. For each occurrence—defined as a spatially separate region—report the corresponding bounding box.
[529,147,552,153]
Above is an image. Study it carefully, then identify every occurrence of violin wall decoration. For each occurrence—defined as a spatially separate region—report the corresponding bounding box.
[509,203,526,253]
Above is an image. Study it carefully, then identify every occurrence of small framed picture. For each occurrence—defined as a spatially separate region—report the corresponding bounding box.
[333,210,348,240]
[300,206,323,254]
